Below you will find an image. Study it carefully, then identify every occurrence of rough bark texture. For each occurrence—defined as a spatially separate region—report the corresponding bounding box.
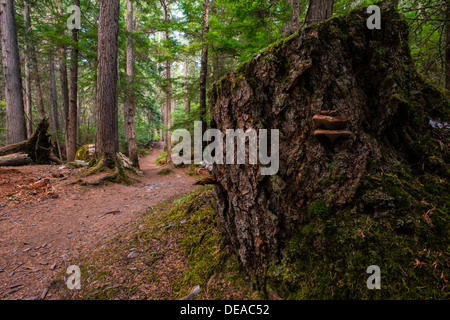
[67,0,80,162]
[23,0,45,120]
[57,4,70,149]
[306,0,333,25]
[95,0,120,160]
[208,4,449,274]
[49,55,62,161]
[125,0,139,168]
[161,0,172,163]
[199,0,210,138]
[23,0,33,138]
[0,0,26,144]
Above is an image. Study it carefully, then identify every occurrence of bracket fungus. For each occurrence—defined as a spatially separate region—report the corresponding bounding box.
[313,129,353,143]
[313,113,352,143]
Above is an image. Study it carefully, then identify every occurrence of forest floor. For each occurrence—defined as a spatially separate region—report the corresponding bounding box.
[0,142,209,300]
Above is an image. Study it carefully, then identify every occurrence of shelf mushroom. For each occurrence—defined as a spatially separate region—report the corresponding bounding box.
[313,129,353,143]
[312,114,350,130]
[313,112,352,143]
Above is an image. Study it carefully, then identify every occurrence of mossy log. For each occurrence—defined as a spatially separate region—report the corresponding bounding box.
[0,153,32,167]
[208,0,449,289]
[0,118,62,165]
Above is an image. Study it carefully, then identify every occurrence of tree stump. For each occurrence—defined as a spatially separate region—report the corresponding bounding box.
[0,118,61,165]
[208,4,449,274]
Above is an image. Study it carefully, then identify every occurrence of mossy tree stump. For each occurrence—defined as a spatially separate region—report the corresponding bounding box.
[208,1,449,293]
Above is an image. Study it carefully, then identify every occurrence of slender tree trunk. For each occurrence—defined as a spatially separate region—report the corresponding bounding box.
[291,0,300,31]
[95,0,120,161]
[184,38,191,115]
[23,1,33,138]
[125,0,139,168]
[23,0,33,137]
[24,52,32,137]
[0,0,26,144]
[161,0,172,163]
[66,0,80,161]
[23,0,45,120]
[306,0,333,25]
[199,0,210,139]
[57,4,70,151]
[49,55,62,161]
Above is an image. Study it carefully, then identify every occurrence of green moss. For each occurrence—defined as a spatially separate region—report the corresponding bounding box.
[155,151,167,166]
[158,168,173,175]
[75,145,91,161]
[308,200,330,219]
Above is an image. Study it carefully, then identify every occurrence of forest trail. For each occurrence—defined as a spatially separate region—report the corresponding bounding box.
[0,143,198,300]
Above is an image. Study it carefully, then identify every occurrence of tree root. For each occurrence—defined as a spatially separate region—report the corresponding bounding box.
[76,154,139,186]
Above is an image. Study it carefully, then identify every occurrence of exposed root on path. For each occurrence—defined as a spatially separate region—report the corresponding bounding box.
[78,154,139,186]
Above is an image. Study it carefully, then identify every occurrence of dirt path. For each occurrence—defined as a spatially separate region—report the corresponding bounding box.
[0,143,197,300]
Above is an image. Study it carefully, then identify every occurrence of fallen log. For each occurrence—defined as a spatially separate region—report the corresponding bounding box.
[0,153,32,167]
[0,118,62,165]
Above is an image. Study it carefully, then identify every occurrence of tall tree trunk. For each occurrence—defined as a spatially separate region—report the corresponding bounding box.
[161,0,172,164]
[67,0,80,162]
[23,0,45,120]
[184,38,191,115]
[291,0,300,31]
[95,0,120,161]
[23,1,33,138]
[57,4,70,151]
[125,0,139,168]
[49,54,62,161]
[199,0,210,139]
[0,0,26,144]
[306,0,333,25]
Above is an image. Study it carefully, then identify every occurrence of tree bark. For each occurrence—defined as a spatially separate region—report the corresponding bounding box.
[0,153,32,167]
[23,3,32,138]
[291,0,300,31]
[23,0,33,138]
[0,0,26,144]
[49,55,62,161]
[161,0,172,164]
[23,0,45,120]
[199,0,210,139]
[125,0,139,168]
[184,38,191,115]
[95,0,120,161]
[208,5,449,273]
[57,4,70,150]
[66,0,80,162]
[306,0,333,25]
